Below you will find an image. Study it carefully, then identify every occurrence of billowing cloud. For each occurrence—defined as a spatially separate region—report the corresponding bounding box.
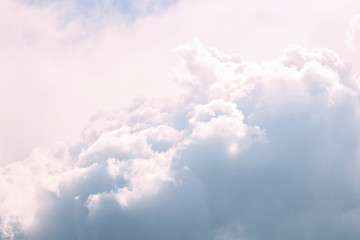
[2,0,360,239]
[1,0,360,165]
[2,39,360,239]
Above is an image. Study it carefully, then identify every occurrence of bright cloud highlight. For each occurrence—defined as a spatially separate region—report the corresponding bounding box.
[2,0,360,239]
[2,38,360,239]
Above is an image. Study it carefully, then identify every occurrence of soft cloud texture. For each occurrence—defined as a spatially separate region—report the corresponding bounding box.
[1,0,360,165]
[2,0,360,239]
[347,14,360,51]
[2,39,360,239]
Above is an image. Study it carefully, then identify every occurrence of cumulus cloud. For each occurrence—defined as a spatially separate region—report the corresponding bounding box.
[2,0,360,167]
[1,39,360,239]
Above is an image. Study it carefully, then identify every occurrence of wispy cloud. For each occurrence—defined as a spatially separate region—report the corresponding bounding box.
[347,14,360,51]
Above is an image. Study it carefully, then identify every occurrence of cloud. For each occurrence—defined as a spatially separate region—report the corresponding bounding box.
[1,39,360,239]
[0,0,180,164]
[1,0,360,166]
[2,0,360,239]
[347,14,360,51]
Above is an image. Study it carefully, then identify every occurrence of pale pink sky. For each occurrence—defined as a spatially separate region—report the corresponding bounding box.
[0,0,359,164]
[2,1,360,239]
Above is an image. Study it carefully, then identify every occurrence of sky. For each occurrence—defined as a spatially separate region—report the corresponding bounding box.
[1,0,360,239]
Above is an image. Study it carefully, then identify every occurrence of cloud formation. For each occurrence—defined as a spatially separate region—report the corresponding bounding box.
[2,39,360,239]
[347,14,360,51]
[1,0,360,166]
[23,0,178,20]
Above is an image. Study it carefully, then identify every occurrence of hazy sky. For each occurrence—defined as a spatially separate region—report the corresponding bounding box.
[1,0,360,239]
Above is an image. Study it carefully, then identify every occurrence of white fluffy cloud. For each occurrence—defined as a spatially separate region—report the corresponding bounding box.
[2,0,360,239]
[1,38,360,239]
[2,0,360,165]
